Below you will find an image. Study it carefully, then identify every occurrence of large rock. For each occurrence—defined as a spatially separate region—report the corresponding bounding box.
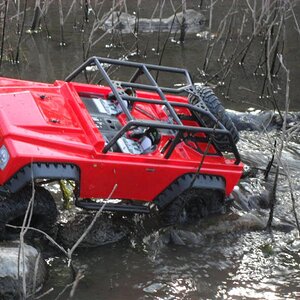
[0,241,47,300]
[141,210,296,250]
[227,109,300,131]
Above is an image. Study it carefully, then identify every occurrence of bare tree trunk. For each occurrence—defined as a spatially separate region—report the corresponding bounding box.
[0,0,8,68]
[84,0,90,23]
[16,0,21,34]
[156,0,166,54]
[15,0,28,63]
[58,0,65,46]
[267,165,279,228]
[179,0,186,43]
[30,0,41,32]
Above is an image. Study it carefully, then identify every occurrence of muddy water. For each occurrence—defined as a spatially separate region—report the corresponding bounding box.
[0,0,299,299]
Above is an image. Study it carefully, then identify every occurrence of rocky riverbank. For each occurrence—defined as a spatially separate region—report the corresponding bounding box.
[0,241,46,300]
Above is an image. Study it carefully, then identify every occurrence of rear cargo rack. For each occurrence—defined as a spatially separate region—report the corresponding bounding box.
[66,56,240,164]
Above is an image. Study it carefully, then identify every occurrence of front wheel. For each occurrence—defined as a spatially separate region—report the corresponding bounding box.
[0,186,58,240]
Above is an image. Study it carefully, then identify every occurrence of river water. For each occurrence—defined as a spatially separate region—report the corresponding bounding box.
[0,0,299,299]
[41,130,300,300]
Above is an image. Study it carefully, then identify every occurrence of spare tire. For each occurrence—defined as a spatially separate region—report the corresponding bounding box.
[0,186,58,241]
[189,86,239,152]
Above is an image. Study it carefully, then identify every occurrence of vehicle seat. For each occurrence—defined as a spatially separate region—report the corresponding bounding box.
[139,128,161,153]
[117,128,161,154]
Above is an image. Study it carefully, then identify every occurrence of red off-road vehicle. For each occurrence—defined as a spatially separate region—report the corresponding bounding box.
[0,57,243,238]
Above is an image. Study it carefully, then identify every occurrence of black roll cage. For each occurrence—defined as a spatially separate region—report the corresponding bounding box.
[65,56,240,164]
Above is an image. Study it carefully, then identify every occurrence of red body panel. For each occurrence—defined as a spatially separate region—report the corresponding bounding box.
[0,77,243,201]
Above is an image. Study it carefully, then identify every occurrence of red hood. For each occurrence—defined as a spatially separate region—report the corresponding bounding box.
[0,79,104,161]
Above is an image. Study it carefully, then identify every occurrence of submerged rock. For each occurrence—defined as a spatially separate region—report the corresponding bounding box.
[231,187,271,211]
[57,213,129,248]
[0,241,46,300]
[141,210,296,249]
[227,109,300,132]
[103,9,206,34]
[199,210,295,236]
[200,212,266,235]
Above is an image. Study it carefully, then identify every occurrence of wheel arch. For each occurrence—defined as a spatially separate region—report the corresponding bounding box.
[154,173,226,210]
[1,162,80,194]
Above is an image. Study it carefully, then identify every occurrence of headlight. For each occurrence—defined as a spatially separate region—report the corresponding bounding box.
[0,145,9,170]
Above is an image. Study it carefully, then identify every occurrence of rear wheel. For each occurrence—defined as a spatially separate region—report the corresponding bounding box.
[189,86,239,152]
[0,186,58,240]
[160,188,225,226]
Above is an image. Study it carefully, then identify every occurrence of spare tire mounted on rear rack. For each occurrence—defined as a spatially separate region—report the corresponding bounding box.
[189,86,239,152]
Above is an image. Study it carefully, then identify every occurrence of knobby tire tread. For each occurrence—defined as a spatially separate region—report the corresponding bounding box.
[190,86,239,152]
[0,186,58,240]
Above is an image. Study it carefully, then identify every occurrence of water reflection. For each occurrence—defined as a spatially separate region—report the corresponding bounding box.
[139,229,299,299]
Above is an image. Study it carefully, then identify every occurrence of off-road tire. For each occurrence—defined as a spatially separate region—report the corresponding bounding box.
[160,188,224,226]
[0,186,58,240]
[189,86,239,152]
